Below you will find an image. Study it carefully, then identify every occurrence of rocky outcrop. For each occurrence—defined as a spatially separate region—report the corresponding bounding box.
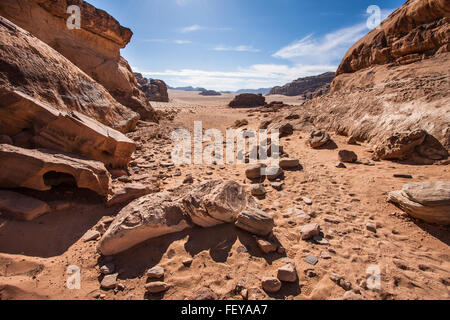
[307,130,331,149]
[335,0,450,76]
[388,181,450,224]
[0,144,111,197]
[269,72,335,99]
[0,16,139,133]
[0,89,136,168]
[0,190,50,221]
[134,73,169,102]
[229,94,266,108]
[0,0,157,122]
[375,130,448,163]
[199,90,221,96]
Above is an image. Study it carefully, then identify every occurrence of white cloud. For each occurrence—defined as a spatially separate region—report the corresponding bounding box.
[213,45,260,52]
[179,25,232,33]
[134,63,336,91]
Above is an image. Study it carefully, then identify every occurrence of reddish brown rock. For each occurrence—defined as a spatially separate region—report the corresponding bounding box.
[0,0,157,122]
[0,190,51,221]
[0,16,139,133]
[229,94,266,108]
[134,73,169,102]
[269,72,335,98]
[0,144,111,197]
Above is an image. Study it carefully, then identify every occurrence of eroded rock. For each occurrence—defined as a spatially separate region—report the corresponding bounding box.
[235,207,274,236]
[0,190,50,221]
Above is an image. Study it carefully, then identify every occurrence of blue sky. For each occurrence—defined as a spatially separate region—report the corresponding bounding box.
[88,0,405,90]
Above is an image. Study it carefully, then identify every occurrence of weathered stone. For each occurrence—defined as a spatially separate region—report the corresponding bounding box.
[307,130,330,148]
[270,182,284,191]
[256,239,277,254]
[302,197,313,205]
[0,15,141,132]
[250,184,266,197]
[0,144,111,196]
[304,254,318,266]
[0,190,50,221]
[277,263,297,282]
[193,287,217,300]
[98,191,190,255]
[229,94,265,108]
[388,181,450,224]
[145,282,170,293]
[183,180,254,227]
[299,223,320,240]
[83,230,101,242]
[101,273,118,290]
[245,164,266,179]
[107,184,155,207]
[0,89,136,168]
[147,266,165,279]
[279,158,300,169]
[261,277,282,293]
[266,166,283,181]
[235,207,274,236]
[100,264,115,275]
[366,223,377,233]
[338,150,358,163]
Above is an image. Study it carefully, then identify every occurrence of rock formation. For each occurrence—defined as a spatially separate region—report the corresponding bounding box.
[134,73,169,102]
[199,90,221,96]
[229,94,266,108]
[0,190,51,221]
[388,182,450,225]
[0,144,111,197]
[0,16,139,133]
[269,72,335,99]
[0,0,157,122]
[0,89,136,168]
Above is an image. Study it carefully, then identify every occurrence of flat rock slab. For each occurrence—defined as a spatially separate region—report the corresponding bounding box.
[0,144,111,196]
[107,184,156,207]
[0,190,50,221]
[388,181,450,225]
[304,254,319,266]
[235,207,274,236]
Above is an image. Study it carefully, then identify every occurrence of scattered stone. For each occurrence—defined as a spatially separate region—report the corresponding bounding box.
[245,163,266,179]
[320,251,331,259]
[0,190,50,221]
[279,158,300,169]
[107,184,155,207]
[338,150,358,163]
[302,197,313,205]
[250,184,266,197]
[307,129,330,148]
[270,182,284,191]
[387,181,450,224]
[83,230,101,242]
[336,162,347,168]
[256,239,277,254]
[277,263,297,282]
[101,273,118,290]
[299,223,320,240]
[261,277,282,293]
[193,287,217,300]
[313,235,330,245]
[266,166,283,181]
[330,273,352,291]
[100,263,115,275]
[147,266,165,279]
[347,136,358,145]
[304,254,318,266]
[183,175,194,184]
[393,174,413,179]
[366,223,377,233]
[235,207,274,236]
[145,282,170,294]
[342,291,364,300]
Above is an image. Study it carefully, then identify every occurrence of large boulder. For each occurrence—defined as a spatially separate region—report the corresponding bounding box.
[98,191,190,255]
[0,89,136,168]
[0,16,139,133]
[375,130,448,163]
[182,180,257,227]
[134,73,169,102]
[0,144,111,197]
[307,129,331,149]
[388,182,450,225]
[229,94,266,108]
[0,190,50,221]
[235,207,274,236]
[0,0,157,122]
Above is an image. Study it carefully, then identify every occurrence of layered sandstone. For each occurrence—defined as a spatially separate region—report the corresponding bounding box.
[269,72,335,99]
[0,16,139,133]
[134,73,170,102]
[0,0,157,122]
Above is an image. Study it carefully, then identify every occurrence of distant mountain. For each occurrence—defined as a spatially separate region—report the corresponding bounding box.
[199,89,221,96]
[235,88,271,95]
[269,72,335,99]
[167,85,207,92]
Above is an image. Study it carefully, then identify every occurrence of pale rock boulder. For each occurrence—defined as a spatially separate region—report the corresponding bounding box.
[388,182,450,225]
[0,89,136,168]
[0,16,139,133]
[0,190,50,221]
[0,144,111,197]
[235,207,274,236]
[307,130,330,148]
[98,191,190,255]
[182,180,254,228]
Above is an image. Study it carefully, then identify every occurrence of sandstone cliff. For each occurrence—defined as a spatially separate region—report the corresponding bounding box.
[0,0,157,122]
[134,73,170,102]
[269,72,335,99]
